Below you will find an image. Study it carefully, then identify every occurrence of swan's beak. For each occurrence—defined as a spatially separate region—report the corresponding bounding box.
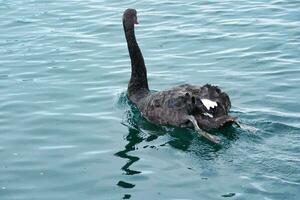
[134,17,139,24]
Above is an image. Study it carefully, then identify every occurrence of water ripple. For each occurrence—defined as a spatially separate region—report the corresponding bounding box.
[1,0,299,199]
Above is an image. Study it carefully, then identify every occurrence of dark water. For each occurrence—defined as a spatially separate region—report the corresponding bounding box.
[0,0,299,199]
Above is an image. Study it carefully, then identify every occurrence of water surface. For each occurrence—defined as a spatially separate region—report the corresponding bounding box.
[0,0,300,199]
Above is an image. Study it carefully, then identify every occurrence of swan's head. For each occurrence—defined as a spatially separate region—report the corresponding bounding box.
[123,8,139,28]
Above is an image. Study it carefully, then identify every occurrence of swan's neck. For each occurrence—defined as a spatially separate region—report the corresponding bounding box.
[124,24,149,102]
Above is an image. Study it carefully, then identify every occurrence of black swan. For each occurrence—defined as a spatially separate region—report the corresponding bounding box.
[123,8,240,143]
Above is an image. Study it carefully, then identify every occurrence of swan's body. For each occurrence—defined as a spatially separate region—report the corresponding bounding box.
[123,9,237,143]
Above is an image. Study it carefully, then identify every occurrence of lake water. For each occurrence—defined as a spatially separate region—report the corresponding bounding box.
[0,0,299,199]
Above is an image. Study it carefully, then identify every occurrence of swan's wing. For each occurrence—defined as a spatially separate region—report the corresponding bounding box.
[137,84,234,129]
[138,89,193,126]
[177,84,231,118]
[198,84,231,114]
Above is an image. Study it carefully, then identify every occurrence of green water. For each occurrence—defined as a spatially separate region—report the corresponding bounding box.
[0,0,299,199]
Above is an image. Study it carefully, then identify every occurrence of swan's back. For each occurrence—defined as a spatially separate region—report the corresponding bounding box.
[135,84,233,129]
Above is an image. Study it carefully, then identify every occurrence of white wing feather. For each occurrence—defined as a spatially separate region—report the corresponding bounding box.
[201,99,217,110]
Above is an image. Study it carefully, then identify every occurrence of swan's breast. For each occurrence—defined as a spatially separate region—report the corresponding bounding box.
[201,99,217,110]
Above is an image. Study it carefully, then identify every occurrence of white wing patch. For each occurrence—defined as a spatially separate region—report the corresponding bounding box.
[201,99,217,110]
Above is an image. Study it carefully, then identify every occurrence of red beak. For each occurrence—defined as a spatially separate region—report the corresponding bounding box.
[134,17,139,24]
